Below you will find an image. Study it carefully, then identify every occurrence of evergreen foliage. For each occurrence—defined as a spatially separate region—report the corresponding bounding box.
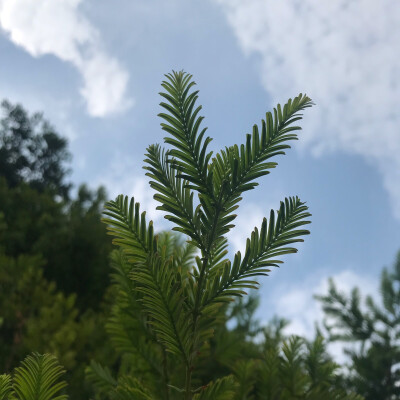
[0,177,112,310]
[0,249,112,400]
[0,101,112,308]
[0,103,115,399]
[0,353,67,400]
[99,71,313,399]
[87,246,362,399]
[317,250,400,400]
[0,100,71,199]
[255,332,363,399]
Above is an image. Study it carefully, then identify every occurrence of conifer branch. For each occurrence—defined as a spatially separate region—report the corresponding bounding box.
[159,71,214,199]
[144,144,204,248]
[131,254,192,366]
[202,197,311,310]
[208,94,313,243]
[102,195,157,263]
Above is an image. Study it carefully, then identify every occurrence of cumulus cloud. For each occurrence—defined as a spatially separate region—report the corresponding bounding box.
[93,153,166,227]
[227,202,265,253]
[266,269,378,362]
[227,192,283,253]
[0,0,132,117]
[215,0,400,217]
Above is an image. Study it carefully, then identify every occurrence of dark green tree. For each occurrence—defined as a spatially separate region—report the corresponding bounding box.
[43,184,113,309]
[0,248,113,400]
[0,100,71,199]
[316,250,400,400]
[0,177,64,257]
[0,101,115,398]
[0,177,112,309]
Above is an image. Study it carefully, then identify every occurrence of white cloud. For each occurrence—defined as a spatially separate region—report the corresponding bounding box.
[0,0,132,117]
[265,269,378,363]
[93,153,166,227]
[227,191,285,253]
[215,0,400,217]
[227,202,265,253]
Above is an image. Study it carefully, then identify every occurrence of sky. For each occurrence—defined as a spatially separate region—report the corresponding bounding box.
[1,0,400,359]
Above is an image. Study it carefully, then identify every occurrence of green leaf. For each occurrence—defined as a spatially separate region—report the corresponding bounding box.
[131,253,192,365]
[232,360,258,399]
[110,376,153,400]
[193,376,236,400]
[279,336,309,397]
[157,231,198,272]
[208,94,313,243]
[159,71,213,198]
[102,195,157,263]
[144,144,203,247]
[99,70,314,400]
[85,361,117,395]
[13,353,67,400]
[0,374,14,400]
[202,197,311,309]
[106,251,164,377]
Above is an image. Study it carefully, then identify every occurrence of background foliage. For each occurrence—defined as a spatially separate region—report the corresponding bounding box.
[317,250,400,400]
[0,100,114,399]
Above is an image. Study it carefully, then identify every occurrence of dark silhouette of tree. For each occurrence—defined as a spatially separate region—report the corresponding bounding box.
[0,100,71,199]
[0,178,112,310]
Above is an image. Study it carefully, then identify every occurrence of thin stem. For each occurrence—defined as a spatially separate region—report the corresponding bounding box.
[184,256,209,400]
[162,346,170,400]
[183,188,225,398]
[184,364,192,400]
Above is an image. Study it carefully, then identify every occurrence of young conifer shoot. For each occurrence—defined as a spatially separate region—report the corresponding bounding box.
[101,71,313,400]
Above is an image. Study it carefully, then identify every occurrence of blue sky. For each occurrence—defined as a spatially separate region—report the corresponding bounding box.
[1,0,400,347]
